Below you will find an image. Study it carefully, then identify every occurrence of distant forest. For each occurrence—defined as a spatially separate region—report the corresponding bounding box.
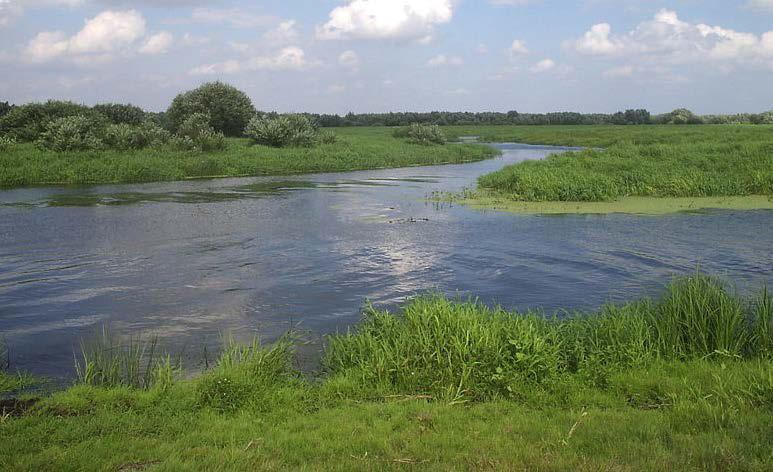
[2,100,772,130]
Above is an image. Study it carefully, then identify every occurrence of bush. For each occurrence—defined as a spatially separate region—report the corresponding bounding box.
[173,113,226,152]
[660,108,704,125]
[167,82,256,136]
[0,135,16,152]
[317,129,338,145]
[244,114,319,148]
[92,103,146,125]
[36,115,105,152]
[102,121,170,150]
[0,100,102,141]
[406,123,447,145]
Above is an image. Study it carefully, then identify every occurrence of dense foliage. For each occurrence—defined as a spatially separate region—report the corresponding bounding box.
[244,114,329,148]
[166,82,256,137]
[173,113,227,152]
[36,115,106,152]
[92,103,146,125]
[392,123,447,145]
[0,101,103,141]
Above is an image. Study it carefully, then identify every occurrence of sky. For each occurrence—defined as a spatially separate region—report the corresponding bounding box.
[1,0,772,114]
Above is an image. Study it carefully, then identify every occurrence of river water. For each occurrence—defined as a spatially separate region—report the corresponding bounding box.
[1,144,772,379]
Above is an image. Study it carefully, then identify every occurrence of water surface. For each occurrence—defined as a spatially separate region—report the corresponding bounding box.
[1,144,771,378]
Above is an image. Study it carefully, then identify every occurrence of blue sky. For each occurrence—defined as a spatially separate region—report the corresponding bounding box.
[1,0,772,113]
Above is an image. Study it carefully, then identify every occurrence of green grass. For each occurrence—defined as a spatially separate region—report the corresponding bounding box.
[443,125,773,204]
[2,274,772,470]
[0,128,498,188]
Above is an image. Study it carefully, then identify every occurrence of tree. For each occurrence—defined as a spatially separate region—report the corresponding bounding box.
[166,82,256,137]
[93,103,146,125]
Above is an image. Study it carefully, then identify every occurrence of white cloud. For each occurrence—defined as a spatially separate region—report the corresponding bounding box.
[509,39,529,57]
[427,54,463,67]
[316,0,453,41]
[190,46,312,75]
[530,58,555,72]
[572,23,623,55]
[476,43,488,54]
[139,31,172,55]
[338,50,360,70]
[569,9,773,68]
[25,10,146,63]
[263,20,299,46]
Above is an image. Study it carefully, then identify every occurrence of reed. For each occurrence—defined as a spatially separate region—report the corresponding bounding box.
[74,326,176,389]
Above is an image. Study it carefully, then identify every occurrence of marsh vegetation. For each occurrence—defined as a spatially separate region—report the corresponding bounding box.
[438,125,773,213]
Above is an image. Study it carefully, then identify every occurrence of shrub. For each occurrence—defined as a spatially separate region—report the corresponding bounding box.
[102,121,170,150]
[0,100,101,141]
[167,82,256,136]
[36,115,105,152]
[660,108,704,125]
[92,103,146,125]
[317,129,338,145]
[173,113,226,152]
[244,114,319,148]
[405,123,447,145]
[0,135,16,152]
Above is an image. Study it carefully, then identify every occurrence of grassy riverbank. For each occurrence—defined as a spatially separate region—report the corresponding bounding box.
[0,128,497,188]
[2,274,772,470]
[442,125,773,214]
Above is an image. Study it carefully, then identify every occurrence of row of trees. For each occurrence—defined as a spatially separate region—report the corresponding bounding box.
[2,83,773,145]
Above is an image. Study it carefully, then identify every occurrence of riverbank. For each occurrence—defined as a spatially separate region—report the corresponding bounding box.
[442,125,773,215]
[0,128,498,188]
[2,274,771,470]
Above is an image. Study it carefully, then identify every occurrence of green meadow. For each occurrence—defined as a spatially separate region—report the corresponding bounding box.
[442,125,773,214]
[2,274,772,470]
[0,128,497,188]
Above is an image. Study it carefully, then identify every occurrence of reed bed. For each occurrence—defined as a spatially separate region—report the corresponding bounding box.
[459,125,773,202]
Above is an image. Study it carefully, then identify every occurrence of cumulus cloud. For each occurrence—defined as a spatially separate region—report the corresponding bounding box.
[426,54,463,67]
[508,39,529,57]
[530,58,555,72]
[24,9,147,63]
[569,9,773,68]
[316,0,453,41]
[190,46,312,75]
[139,31,173,55]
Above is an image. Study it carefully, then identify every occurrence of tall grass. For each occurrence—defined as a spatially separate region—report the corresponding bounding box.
[466,125,773,201]
[75,326,177,389]
[0,128,497,188]
[324,274,772,401]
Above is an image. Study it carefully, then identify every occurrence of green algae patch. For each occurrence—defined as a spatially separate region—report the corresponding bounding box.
[445,191,773,215]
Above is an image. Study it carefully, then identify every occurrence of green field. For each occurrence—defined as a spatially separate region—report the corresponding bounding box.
[2,274,772,470]
[0,128,497,188]
[442,125,773,213]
